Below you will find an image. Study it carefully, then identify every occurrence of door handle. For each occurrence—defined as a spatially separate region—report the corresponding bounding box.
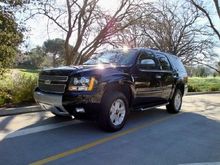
[173,73,178,78]
[156,75,161,79]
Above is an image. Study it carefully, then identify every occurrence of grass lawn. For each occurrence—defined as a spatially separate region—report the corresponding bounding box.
[13,69,39,77]
[188,77,220,92]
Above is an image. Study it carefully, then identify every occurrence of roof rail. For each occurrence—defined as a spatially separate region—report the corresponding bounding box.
[149,48,160,51]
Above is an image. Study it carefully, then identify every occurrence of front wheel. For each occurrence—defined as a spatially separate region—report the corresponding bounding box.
[166,89,183,113]
[98,92,129,132]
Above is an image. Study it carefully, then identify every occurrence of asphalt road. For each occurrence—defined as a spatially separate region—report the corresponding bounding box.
[0,94,220,165]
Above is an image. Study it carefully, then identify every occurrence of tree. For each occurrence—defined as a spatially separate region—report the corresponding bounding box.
[112,0,213,65]
[194,66,210,77]
[190,0,220,40]
[30,0,142,65]
[0,0,23,76]
[195,57,220,74]
[43,38,66,67]
[28,46,46,69]
[104,6,147,48]
[189,0,220,73]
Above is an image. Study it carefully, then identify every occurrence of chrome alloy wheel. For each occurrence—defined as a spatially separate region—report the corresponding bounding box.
[109,99,126,126]
[174,92,182,110]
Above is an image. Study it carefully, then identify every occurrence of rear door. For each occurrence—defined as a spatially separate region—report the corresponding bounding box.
[155,53,174,101]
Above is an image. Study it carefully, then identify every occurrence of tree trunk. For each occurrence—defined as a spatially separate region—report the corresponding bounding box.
[64,37,72,66]
[52,54,56,67]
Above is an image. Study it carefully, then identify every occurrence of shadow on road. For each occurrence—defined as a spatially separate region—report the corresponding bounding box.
[1,105,219,139]
[0,105,220,165]
[0,115,15,133]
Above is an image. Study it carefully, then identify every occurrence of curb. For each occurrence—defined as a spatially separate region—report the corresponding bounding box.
[0,92,220,117]
[0,105,44,117]
[186,91,220,96]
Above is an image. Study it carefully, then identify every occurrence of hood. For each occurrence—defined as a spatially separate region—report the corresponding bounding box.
[40,64,130,76]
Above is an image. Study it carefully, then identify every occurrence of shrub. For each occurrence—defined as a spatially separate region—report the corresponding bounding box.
[0,74,13,106]
[188,85,201,92]
[11,73,37,104]
[0,70,38,107]
[0,89,12,104]
[209,86,219,91]
[0,97,4,105]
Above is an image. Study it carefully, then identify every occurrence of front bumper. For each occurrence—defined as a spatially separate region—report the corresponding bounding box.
[62,85,105,117]
[34,89,70,116]
[34,83,105,117]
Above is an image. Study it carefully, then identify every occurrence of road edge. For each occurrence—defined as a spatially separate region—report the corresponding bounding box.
[1,91,220,116]
[0,105,44,117]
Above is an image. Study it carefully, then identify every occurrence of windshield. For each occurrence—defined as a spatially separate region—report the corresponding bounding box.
[83,49,137,66]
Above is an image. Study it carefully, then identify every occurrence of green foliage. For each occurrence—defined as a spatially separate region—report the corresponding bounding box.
[188,85,201,92]
[213,72,217,78]
[0,69,37,106]
[11,73,37,103]
[209,86,219,91]
[0,2,23,76]
[43,38,65,55]
[28,46,47,69]
[0,87,12,104]
[188,77,220,92]
[194,66,209,77]
[17,38,70,69]
[0,70,13,103]
[186,66,211,77]
[43,38,69,67]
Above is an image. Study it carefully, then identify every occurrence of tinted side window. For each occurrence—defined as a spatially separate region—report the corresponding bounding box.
[156,53,171,70]
[175,58,186,73]
[168,55,186,73]
[137,51,159,70]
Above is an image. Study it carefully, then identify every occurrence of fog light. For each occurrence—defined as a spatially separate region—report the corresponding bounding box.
[76,108,85,113]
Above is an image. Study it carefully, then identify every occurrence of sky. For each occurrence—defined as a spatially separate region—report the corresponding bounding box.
[22,0,120,50]
[19,0,220,56]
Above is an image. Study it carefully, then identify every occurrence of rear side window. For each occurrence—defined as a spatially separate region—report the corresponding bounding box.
[175,58,186,72]
[156,53,171,70]
[167,55,186,73]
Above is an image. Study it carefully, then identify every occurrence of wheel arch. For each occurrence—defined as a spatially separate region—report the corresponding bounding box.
[102,81,134,107]
[176,82,185,96]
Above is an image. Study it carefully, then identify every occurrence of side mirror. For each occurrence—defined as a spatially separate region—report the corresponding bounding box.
[138,59,156,70]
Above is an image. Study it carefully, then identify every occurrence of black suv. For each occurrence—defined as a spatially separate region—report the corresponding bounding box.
[34,48,188,131]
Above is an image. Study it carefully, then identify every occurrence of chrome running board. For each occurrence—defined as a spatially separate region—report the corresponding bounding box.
[138,103,169,111]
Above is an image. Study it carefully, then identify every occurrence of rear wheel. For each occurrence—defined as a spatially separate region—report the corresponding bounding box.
[166,89,182,113]
[98,92,128,132]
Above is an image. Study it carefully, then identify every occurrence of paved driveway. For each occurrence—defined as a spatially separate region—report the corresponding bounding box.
[0,94,220,165]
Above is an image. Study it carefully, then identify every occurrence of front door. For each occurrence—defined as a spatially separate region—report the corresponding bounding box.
[132,50,163,107]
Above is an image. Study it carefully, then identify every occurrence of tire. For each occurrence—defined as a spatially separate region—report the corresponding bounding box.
[166,89,183,113]
[98,92,129,132]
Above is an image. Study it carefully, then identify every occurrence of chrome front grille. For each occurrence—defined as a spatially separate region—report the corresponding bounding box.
[38,75,68,93]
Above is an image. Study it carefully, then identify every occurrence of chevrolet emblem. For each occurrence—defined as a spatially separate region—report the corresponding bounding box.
[45,80,51,85]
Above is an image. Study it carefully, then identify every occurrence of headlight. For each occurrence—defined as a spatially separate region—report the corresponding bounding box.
[68,77,97,91]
